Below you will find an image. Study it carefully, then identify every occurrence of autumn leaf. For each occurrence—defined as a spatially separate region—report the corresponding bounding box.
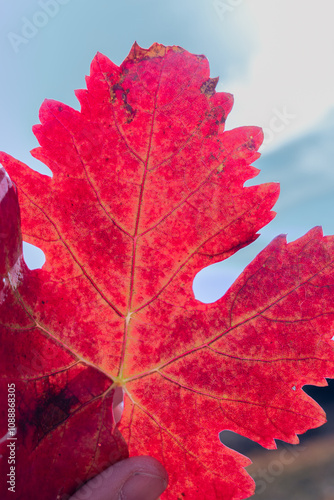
[1,42,334,500]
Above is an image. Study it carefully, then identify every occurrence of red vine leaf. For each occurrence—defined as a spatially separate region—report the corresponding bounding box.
[1,42,334,499]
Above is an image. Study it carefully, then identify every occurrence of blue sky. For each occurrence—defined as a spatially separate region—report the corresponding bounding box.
[1,0,334,302]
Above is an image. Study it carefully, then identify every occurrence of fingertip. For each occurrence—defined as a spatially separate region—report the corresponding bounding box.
[69,456,168,500]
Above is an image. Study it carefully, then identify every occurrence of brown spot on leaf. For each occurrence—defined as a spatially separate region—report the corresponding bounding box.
[110,83,136,123]
[217,161,225,173]
[200,77,219,97]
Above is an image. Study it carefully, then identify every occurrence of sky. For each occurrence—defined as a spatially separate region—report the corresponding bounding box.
[1,2,334,497]
[1,0,334,303]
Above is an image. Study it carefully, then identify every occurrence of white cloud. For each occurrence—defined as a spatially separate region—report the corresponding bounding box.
[219,0,334,151]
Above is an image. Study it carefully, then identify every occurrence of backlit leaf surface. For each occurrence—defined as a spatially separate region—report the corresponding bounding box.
[1,43,334,499]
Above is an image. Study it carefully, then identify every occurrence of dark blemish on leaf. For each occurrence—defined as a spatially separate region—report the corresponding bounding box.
[247,137,256,150]
[25,388,80,447]
[57,106,63,112]
[216,107,226,124]
[110,83,136,123]
[200,77,219,97]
